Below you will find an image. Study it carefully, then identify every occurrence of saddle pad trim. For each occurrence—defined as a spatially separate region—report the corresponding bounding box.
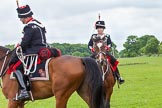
[10,58,52,81]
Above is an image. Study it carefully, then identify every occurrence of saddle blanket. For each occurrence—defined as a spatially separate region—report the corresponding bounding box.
[10,58,51,81]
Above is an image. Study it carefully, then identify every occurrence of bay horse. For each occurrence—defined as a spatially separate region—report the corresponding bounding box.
[0,46,105,108]
[92,39,116,108]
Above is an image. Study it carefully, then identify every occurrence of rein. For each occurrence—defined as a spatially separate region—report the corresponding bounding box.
[0,49,14,61]
[96,51,110,80]
[0,50,10,76]
[93,40,111,80]
[0,48,15,88]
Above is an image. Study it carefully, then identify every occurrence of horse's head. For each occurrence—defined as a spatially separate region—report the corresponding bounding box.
[93,40,107,65]
[0,46,11,77]
[93,40,110,81]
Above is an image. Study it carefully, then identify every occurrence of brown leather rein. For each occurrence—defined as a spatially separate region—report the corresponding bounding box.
[0,49,14,88]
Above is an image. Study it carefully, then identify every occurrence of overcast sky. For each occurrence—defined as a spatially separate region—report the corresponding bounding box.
[0,0,162,50]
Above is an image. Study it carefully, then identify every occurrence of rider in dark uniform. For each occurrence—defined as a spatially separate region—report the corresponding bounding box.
[88,20,125,84]
[9,5,48,100]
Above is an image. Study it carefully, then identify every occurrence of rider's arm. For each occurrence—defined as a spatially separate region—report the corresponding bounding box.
[20,25,34,50]
[107,35,112,48]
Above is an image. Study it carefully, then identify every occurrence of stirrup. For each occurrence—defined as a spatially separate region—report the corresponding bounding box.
[118,78,125,85]
[13,91,34,101]
[13,92,30,101]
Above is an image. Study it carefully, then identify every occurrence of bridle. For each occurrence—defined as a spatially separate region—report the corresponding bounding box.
[96,51,110,80]
[94,42,111,80]
[0,49,13,88]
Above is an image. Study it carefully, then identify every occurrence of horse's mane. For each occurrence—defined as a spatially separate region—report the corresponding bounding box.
[0,46,10,52]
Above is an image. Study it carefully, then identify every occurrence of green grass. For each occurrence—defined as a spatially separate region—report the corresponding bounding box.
[1,56,162,108]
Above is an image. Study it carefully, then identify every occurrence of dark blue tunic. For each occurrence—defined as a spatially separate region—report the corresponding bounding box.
[21,19,47,54]
[10,19,47,65]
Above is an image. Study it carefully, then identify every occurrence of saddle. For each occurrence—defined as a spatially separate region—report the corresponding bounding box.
[39,47,61,61]
[7,47,61,78]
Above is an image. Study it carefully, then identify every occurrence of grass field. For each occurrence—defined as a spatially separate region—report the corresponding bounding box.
[0,56,162,108]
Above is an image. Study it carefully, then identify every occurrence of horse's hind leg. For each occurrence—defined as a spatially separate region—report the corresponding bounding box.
[54,86,77,108]
[55,95,68,108]
[54,79,81,108]
[77,87,90,106]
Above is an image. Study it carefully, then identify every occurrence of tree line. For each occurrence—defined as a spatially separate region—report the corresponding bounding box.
[5,34,161,58]
[50,43,91,57]
[5,43,91,57]
[120,35,162,57]
[5,42,119,57]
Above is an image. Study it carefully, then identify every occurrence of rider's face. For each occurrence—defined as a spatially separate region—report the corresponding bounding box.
[20,18,27,24]
[97,28,104,34]
[20,17,31,24]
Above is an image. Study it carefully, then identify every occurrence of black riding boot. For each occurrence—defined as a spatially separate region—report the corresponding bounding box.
[13,70,30,100]
[115,68,125,84]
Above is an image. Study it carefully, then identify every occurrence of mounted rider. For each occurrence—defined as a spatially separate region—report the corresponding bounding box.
[9,5,48,100]
[88,20,125,84]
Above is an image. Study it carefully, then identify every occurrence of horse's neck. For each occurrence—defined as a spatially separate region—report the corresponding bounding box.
[0,52,12,77]
[103,61,108,71]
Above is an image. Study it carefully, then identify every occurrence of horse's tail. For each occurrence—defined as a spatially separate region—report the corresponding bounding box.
[82,57,105,108]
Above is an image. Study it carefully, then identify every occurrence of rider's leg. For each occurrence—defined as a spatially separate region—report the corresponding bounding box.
[9,50,30,100]
[13,70,30,100]
[115,68,125,84]
[106,53,125,84]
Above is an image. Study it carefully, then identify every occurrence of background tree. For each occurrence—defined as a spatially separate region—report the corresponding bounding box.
[5,44,15,50]
[123,35,140,57]
[159,42,162,54]
[50,43,91,57]
[120,35,160,57]
[138,35,156,54]
[144,37,159,55]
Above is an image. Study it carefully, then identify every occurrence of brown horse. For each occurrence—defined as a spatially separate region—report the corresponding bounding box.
[93,40,116,108]
[0,46,105,108]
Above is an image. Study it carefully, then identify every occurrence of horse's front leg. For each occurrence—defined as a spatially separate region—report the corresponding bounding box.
[18,101,25,108]
[8,100,19,108]
[105,86,113,108]
[8,100,25,108]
